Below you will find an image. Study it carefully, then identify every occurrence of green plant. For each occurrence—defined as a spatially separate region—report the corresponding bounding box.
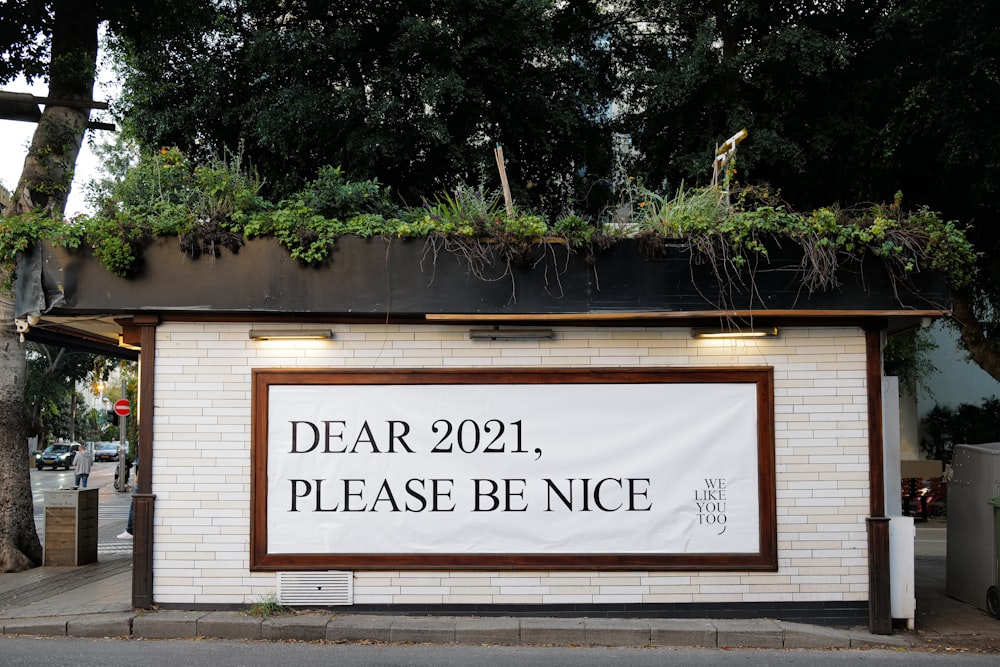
[624,182,978,299]
[300,165,398,220]
[0,211,81,289]
[404,184,560,281]
[553,214,592,246]
[70,146,263,275]
[243,204,341,265]
[0,147,978,301]
[421,185,504,236]
[247,592,289,618]
[342,213,404,238]
[633,182,727,237]
[239,166,403,263]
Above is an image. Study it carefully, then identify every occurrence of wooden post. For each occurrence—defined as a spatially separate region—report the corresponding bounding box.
[865,326,892,634]
[867,517,893,634]
[494,144,514,217]
[131,315,158,609]
[131,493,155,608]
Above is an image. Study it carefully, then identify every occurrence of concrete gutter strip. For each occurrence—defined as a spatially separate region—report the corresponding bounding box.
[0,611,912,650]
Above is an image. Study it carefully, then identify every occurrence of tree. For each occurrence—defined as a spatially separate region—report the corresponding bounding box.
[0,0,100,571]
[106,0,1000,386]
[4,2,998,573]
[24,343,107,447]
[920,397,1000,464]
[874,1,1000,382]
[1,0,210,571]
[614,1,886,202]
[616,1,1000,383]
[111,0,617,215]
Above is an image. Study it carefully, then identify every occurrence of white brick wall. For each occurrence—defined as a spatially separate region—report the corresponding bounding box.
[150,323,870,605]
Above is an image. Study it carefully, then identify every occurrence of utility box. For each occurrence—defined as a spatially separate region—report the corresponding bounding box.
[988,498,1000,618]
[946,443,1000,611]
[43,488,98,566]
[889,516,916,628]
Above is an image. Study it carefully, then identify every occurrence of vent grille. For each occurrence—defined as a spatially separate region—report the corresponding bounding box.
[276,571,353,606]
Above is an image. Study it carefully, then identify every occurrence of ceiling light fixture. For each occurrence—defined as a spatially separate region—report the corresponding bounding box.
[691,326,779,340]
[249,329,335,341]
[468,327,554,341]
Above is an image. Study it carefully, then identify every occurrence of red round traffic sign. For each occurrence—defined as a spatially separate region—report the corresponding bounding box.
[113,398,131,417]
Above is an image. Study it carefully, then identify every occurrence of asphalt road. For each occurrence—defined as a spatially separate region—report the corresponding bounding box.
[30,460,134,553]
[1,638,997,667]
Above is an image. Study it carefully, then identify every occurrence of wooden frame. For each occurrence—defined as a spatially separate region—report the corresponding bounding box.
[251,367,777,571]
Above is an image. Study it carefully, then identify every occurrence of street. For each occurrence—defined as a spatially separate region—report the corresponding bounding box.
[0,637,997,666]
[30,458,133,554]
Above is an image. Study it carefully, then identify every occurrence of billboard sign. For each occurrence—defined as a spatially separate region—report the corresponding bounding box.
[251,368,776,571]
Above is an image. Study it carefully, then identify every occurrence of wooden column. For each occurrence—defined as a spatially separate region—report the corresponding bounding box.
[865,326,892,634]
[131,315,158,609]
[131,492,155,607]
[867,516,892,634]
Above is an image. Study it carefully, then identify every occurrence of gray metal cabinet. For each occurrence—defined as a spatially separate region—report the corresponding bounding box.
[946,443,1000,611]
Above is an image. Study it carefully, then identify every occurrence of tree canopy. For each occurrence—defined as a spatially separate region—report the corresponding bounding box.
[111,0,617,213]
[2,0,1000,571]
[104,1,1000,378]
[23,344,116,446]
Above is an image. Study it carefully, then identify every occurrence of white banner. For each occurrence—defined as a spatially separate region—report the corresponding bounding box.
[265,381,761,556]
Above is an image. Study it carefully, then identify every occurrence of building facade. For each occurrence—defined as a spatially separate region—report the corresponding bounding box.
[16,237,950,631]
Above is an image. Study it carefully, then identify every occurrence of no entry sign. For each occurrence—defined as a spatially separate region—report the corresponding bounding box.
[113,398,131,417]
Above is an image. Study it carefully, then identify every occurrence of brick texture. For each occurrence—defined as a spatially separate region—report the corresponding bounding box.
[150,324,869,606]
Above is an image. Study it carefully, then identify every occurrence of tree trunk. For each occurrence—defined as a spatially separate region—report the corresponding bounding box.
[0,291,39,571]
[0,0,98,572]
[950,287,1000,383]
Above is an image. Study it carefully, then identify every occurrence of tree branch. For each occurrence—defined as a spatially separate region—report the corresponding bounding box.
[949,287,1000,383]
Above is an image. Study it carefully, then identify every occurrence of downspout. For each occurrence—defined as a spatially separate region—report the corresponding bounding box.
[131,315,158,608]
[865,324,892,634]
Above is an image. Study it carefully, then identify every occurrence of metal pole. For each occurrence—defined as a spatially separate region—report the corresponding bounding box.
[117,372,127,491]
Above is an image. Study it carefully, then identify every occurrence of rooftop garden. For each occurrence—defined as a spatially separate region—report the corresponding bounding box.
[2,146,978,298]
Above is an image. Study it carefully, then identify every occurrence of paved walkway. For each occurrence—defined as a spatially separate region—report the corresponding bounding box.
[0,518,997,651]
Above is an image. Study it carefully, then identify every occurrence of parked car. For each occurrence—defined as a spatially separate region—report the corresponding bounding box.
[94,442,120,462]
[35,442,80,470]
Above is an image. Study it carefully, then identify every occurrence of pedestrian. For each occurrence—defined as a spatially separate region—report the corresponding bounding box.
[72,443,93,488]
[118,454,137,539]
[117,499,135,540]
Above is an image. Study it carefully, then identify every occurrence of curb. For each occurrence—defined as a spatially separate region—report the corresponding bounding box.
[1,611,914,650]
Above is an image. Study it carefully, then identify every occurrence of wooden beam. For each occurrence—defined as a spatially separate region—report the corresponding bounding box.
[0,91,114,130]
[425,309,950,322]
[115,318,141,348]
[0,90,109,110]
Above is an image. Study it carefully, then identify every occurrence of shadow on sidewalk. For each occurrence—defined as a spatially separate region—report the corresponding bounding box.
[913,519,999,652]
[0,554,132,619]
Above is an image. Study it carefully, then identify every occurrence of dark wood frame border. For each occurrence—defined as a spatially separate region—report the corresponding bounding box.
[251,367,777,572]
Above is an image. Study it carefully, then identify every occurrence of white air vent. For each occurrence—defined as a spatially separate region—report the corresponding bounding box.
[276,571,353,606]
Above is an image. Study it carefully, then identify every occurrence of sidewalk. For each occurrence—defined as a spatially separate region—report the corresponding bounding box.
[0,519,997,651]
